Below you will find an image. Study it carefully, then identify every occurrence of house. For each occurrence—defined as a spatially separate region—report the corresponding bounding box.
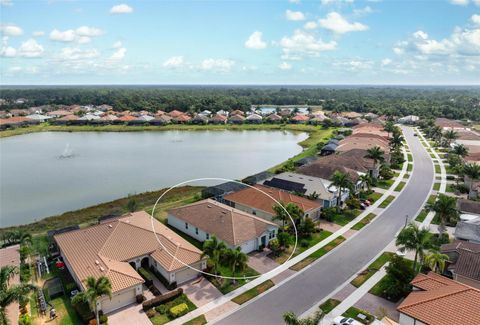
[47,110,72,118]
[172,114,192,124]
[341,111,363,119]
[79,114,101,122]
[398,115,419,124]
[242,171,274,185]
[54,211,205,314]
[168,110,184,118]
[201,181,248,202]
[262,172,340,208]
[216,110,229,116]
[26,114,52,122]
[321,143,337,156]
[198,110,212,117]
[266,113,282,123]
[230,109,245,116]
[440,241,480,289]
[209,114,227,124]
[293,156,317,167]
[336,136,390,154]
[245,113,263,124]
[435,118,466,130]
[151,114,172,125]
[0,245,20,325]
[297,162,363,194]
[52,114,82,125]
[228,114,245,124]
[168,199,278,253]
[0,116,33,129]
[223,184,322,222]
[290,114,309,124]
[397,272,480,325]
[191,114,209,125]
[455,199,480,243]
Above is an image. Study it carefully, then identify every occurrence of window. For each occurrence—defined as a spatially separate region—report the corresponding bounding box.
[185,222,188,229]
[195,227,199,235]
[206,233,210,240]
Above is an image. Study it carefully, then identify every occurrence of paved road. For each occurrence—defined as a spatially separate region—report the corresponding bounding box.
[214,126,433,325]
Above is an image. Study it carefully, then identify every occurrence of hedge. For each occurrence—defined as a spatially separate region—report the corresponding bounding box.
[142,288,183,311]
[169,303,189,318]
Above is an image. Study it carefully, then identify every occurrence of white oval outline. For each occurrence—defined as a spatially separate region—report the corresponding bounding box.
[149,177,298,280]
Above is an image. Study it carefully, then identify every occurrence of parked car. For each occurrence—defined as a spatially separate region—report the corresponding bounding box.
[333,316,362,325]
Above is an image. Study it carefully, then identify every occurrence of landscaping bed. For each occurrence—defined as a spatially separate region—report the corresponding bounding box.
[273,230,333,264]
[376,179,394,190]
[394,182,406,192]
[231,280,275,305]
[427,194,437,205]
[148,294,197,325]
[351,213,376,231]
[319,298,341,314]
[407,163,413,172]
[433,183,440,191]
[366,192,382,202]
[342,306,375,324]
[435,164,441,173]
[350,252,393,288]
[414,209,429,222]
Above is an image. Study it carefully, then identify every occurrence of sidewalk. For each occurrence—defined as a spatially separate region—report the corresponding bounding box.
[170,146,411,325]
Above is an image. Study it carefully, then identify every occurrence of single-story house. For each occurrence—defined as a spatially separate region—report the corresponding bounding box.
[290,114,309,124]
[266,113,282,123]
[172,114,192,124]
[435,117,466,130]
[151,114,172,125]
[47,110,72,118]
[230,109,245,116]
[455,199,480,243]
[209,114,227,124]
[168,199,278,253]
[228,114,245,124]
[54,211,205,314]
[168,110,184,118]
[297,162,363,193]
[26,114,53,122]
[246,113,263,124]
[223,184,322,222]
[201,181,248,202]
[242,171,274,185]
[262,172,340,208]
[398,115,419,124]
[0,245,20,325]
[397,272,480,325]
[441,241,480,289]
[199,110,212,117]
[191,114,209,124]
[321,143,337,156]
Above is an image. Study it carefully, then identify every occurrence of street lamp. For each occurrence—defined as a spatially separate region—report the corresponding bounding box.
[404,214,409,227]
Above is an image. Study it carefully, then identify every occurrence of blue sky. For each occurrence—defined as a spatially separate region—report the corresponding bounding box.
[1,0,479,84]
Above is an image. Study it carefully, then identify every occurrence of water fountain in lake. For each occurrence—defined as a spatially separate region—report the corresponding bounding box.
[59,143,75,159]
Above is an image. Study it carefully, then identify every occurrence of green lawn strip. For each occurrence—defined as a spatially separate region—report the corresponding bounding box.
[319,299,341,314]
[342,307,375,324]
[394,182,406,192]
[231,280,275,305]
[149,294,197,325]
[407,163,413,172]
[445,165,456,174]
[351,213,376,231]
[208,265,260,294]
[379,195,395,209]
[367,192,382,202]
[430,153,435,158]
[407,154,413,162]
[289,236,346,271]
[273,230,333,264]
[182,315,207,325]
[369,259,415,302]
[331,210,361,226]
[435,175,442,180]
[435,164,441,174]
[415,209,429,222]
[350,252,394,287]
[376,179,394,190]
[393,171,400,177]
[433,183,441,191]
[427,194,437,205]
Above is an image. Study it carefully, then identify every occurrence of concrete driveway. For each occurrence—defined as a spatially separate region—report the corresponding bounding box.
[247,250,296,284]
[180,277,223,307]
[107,303,150,325]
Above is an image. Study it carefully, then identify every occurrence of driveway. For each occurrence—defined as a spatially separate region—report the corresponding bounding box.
[107,303,150,325]
[180,277,223,307]
[247,251,296,284]
[214,126,434,325]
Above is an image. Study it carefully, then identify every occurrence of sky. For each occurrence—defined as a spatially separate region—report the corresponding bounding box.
[1,0,480,85]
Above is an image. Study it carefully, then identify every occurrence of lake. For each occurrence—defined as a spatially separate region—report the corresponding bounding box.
[0,130,307,227]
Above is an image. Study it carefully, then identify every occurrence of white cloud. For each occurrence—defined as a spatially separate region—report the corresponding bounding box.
[320,0,354,5]
[49,29,76,42]
[472,14,480,25]
[0,24,23,36]
[286,9,305,21]
[75,26,103,37]
[0,0,13,6]
[289,0,301,3]
[245,31,267,49]
[49,26,103,43]
[18,39,44,58]
[110,47,126,60]
[353,6,373,16]
[413,30,428,40]
[304,21,317,30]
[0,37,16,57]
[163,56,186,69]
[32,31,45,37]
[200,58,235,72]
[449,0,469,5]
[280,29,337,59]
[110,4,133,14]
[58,47,99,60]
[381,58,392,66]
[333,58,373,71]
[279,62,292,70]
[318,12,368,34]
[113,41,123,48]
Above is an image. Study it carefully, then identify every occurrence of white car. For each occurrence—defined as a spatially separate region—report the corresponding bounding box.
[333,316,362,325]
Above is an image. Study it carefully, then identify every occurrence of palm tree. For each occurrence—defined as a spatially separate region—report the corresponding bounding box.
[3,230,32,246]
[463,163,480,192]
[452,144,469,158]
[283,310,324,325]
[225,247,248,284]
[273,203,304,229]
[443,129,458,147]
[365,146,385,176]
[384,121,395,138]
[330,171,353,211]
[396,223,432,273]
[72,276,112,325]
[424,251,449,274]
[389,133,405,150]
[273,203,289,228]
[429,194,458,233]
[359,174,374,192]
[0,266,35,324]
[202,236,227,276]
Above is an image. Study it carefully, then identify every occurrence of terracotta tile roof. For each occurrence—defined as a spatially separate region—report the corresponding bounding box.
[228,114,245,122]
[173,114,191,122]
[210,114,227,122]
[298,162,361,182]
[441,241,480,282]
[168,110,184,117]
[398,272,480,325]
[337,135,390,153]
[266,113,282,121]
[341,111,363,119]
[230,110,245,116]
[0,117,30,125]
[224,184,321,215]
[57,114,79,121]
[117,115,136,122]
[0,245,20,325]
[47,110,72,116]
[290,114,310,121]
[55,211,203,293]
[457,199,480,215]
[169,199,277,246]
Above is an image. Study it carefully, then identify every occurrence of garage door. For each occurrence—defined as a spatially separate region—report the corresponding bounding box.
[101,288,135,314]
[240,239,256,254]
[175,266,199,284]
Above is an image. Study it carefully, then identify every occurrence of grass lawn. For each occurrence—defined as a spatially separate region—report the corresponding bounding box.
[273,230,333,264]
[149,294,197,325]
[433,183,441,191]
[351,213,376,231]
[436,175,442,180]
[342,307,375,324]
[350,252,394,288]
[430,153,435,158]
[415,209,429,222]
[367,192,382,203]
[435,164,441,174]
[445,165,456,174]
[446,184,455,193]
[319,299,341,314]
[166,225,203,250]
[231,280,275,305]
[48,296,83,325]
[182,315,207,325]
[407,154,413,162]
[379,195,395,209]
[394,182,406,192]
[207,264,260,294]
[427,194,437,205]
[289,236,346,271]
[407,163,413,172]
[376,179,394,190]
[331,210,361,226]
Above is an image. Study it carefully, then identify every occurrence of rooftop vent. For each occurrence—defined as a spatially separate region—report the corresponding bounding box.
[100,266,105,272]
[207,205,212,208]
[95,260,99,265]
[221,211,227,215]
[108,224,113,228]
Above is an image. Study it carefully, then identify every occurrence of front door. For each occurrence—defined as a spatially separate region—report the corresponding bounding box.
[261,236,266,247]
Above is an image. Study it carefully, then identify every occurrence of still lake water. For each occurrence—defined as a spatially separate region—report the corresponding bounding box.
[0,130,307,227]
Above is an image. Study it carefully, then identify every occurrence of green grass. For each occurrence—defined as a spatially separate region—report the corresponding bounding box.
[427,194,437,205]
[208,265,260,294]
[290,236,346,271]
[351,213,376,231]
[342,307,375,324]
[433,183,441,191]
[319,299,341,314]
[376,179,394,190]
[394,182,406,192]
[331,210,361,226]
[49,296,83,325]
[166,225,203,250]
[350,252,394,287]
[435,164,441,174]
[415,209,429,222]
[407,154,413,162]
[149,294,197,325]
[273,230,333,264]
[407,163,413,172]
[182,315,207,325]
[231,280,275,305]
[367,192,382,202]
[446,184,455,193]
[379,195,395,208]
[430,153,436,158]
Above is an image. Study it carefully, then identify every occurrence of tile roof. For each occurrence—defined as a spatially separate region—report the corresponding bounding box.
[398,272,480,325]
[224,184,321,215]
[441,241,480,282]
[55,211,203,293]
[298,162,361,182]
[457,199,480,215]
[0,117,30,125]
[168,110,184,117]
[168,199,277,246]
[435,118,465,129]
[0,245,20,325]
[291,114,310,121]
[337,135,390,153]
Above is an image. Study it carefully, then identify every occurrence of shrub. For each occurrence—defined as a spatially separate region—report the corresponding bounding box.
[148,284,161,296]
[345,198,361,210]
[99,314,108,324]
[155,305,168,314]
[136,294,145,304]
[321,207,337,222]
[446,175,455,180]
[146,309,156,318]
[169,303,189,318]
[19,314,31,325]
[268,239,281,256]
[277,232,293,248]
[379,166,394,180]
[142,288,183,311]
[138,267,152,281]
[300,239,309,248]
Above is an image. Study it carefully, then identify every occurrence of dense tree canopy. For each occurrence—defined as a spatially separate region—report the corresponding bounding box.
[1,86,479,120]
